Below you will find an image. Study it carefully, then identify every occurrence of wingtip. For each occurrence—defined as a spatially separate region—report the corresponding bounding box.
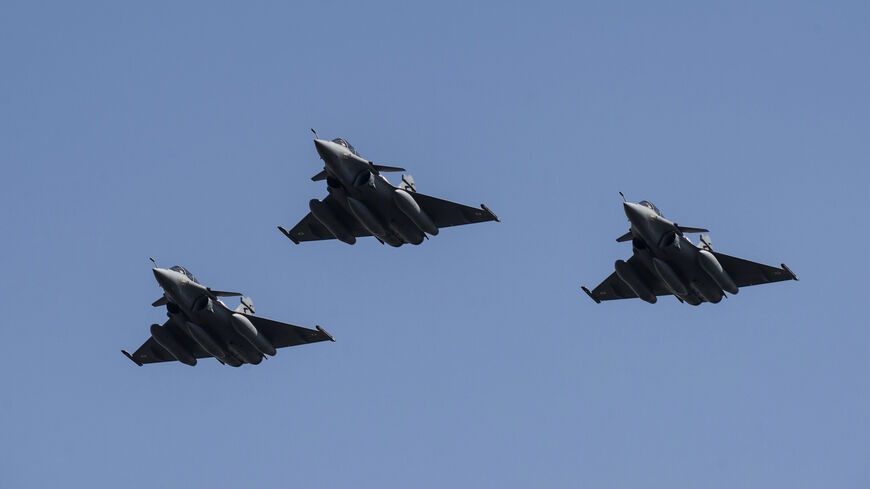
[480,204,500,222]
[316,325,336,342]
[580,286,601,304]
[781,263,799,281]
[121,350,143,367]
[277,226,300,244]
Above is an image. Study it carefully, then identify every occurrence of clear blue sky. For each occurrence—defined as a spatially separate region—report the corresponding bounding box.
[1,1,868,487]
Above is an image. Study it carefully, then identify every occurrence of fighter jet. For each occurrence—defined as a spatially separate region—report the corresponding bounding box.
[278,133,499,246]
[122,264,334,367]
[581,197,797,305]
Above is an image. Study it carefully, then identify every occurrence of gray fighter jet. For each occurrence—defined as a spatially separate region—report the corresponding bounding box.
[122,264,334,367]
[278,133,499,246]
[582,197,798,305]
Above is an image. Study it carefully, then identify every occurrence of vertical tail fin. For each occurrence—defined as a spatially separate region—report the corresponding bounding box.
[235,297,255,315]
[699,235,713,251]
[400,174,416,192]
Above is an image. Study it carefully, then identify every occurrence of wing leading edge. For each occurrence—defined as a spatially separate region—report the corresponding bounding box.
[410,192,499,228]
[123,319,211,366]
[280,192,498,244]
[582,256,671,303]
[582,253,797,304]
[712,252,798,287]
[279,194,370,244]
[238,313,335,348]
[122,316,334,366]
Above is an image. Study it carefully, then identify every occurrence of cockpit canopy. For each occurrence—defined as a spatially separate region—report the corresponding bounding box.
[169,265,198,283]
[331,138,358,156]
[638,200,663,217]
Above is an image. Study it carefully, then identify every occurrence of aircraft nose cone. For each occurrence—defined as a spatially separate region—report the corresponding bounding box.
[623,202,649,226]
[313,139,332,160]
[153,268,174,289]
[623,201,638,219]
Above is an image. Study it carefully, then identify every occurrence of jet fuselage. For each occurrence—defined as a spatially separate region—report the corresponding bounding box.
[314,138,430,246]
[622,202,725,305]
[152,267,264,366]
